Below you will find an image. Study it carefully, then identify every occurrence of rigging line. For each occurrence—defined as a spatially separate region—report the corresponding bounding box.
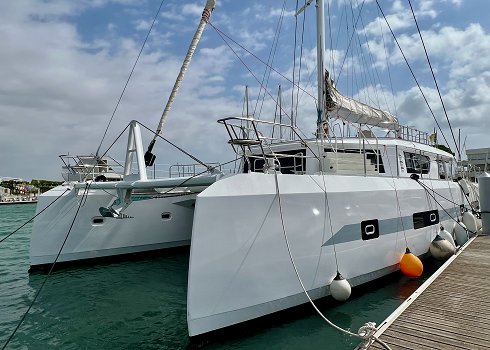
[208,22,317,102]
[335,0,366,83]
[212,24,335,163]
[407,0,460,159]
[83,123,131,183]
[415,177,463,208]
[374,1,452,150]
[271,168,392,350]
[443,160,458,211]
[0,189,70,244]
[354,0,391,111]
[308,139,339,270]
[377,6,398,116]
[412,178,469,232]
[256,2,287,120]
[95,0,166,157]
[333,3,347,64]
[322,175,339,271]
[350,21,371,106]
[351,8,380,110]
[211,25,298,134]
[1,183,92,350]
[455,181,477,213]
[381,144,409,247]
[253,0,288,118]
[138,122,214,171]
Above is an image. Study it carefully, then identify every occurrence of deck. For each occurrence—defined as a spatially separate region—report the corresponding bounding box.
[364,235,490,350]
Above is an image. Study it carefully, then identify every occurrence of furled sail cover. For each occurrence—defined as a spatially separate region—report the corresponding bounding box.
[325,71,399,130]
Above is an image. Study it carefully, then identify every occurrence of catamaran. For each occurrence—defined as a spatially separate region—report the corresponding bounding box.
[185,0,467,336]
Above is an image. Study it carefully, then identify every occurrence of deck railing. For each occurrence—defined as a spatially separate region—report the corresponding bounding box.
[60,155,124,182]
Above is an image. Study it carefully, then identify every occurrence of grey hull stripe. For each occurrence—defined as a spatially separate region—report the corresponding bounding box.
[322,206,460,247]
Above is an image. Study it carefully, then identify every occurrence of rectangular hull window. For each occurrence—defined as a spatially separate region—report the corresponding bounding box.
[413,210,439,229]
[361,219,379,240]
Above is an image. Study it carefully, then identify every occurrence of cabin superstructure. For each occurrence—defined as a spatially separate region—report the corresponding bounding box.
[220,116,457,181]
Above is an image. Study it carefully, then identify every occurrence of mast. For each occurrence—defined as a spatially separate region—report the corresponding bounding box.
[316,0,326,138]
[144,0,216,167]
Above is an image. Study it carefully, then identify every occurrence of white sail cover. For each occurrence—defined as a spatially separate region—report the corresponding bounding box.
[325,73,399,130]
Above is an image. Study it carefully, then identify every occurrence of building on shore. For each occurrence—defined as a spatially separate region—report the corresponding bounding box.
[465,147,490,180]
[0,178,38,204]
[0,186,10,201]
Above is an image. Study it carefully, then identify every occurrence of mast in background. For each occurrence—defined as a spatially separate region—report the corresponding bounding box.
[316,0,326,138]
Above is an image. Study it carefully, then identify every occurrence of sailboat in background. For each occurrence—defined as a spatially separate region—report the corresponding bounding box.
[185,0,469,336]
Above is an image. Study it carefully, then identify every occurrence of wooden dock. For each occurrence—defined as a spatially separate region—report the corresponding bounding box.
[364,235,490,350]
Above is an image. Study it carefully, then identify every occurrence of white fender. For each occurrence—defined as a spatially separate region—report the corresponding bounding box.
[459,179,470,196]
[330,272,351,301]
[476,217,482,231]
[441,221,454,235]
[438,226,456,249]
[462,211,478,235]
[453,221,469,246]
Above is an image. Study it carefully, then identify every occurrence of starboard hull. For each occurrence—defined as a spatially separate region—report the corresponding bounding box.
[187,173,461,336]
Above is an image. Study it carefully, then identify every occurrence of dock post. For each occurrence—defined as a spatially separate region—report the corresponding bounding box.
[480,172,490,235]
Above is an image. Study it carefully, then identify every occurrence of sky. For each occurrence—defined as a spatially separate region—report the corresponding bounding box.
[0,0,489,181]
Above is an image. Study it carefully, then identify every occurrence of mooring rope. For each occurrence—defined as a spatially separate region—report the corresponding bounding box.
[1,183,92,350]
[0,188,69,244]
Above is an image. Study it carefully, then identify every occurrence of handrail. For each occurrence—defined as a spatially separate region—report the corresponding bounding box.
[59,155,124,182]
[169,163,222,178]
[219,116,433,177]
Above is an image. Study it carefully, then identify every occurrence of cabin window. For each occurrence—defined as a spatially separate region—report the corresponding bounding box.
[437,159,455,180]
[366,152,385,173]
[438,160,447,179]
[243,149,306,174]
[324,149,385,173]
[404,152,430,174]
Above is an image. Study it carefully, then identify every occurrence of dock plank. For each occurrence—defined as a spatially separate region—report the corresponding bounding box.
[365,235,490,349]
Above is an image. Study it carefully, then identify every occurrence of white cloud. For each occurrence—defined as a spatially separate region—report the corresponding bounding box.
[182,3,203,17]
[1,0,489,181]
[0,0,241,180]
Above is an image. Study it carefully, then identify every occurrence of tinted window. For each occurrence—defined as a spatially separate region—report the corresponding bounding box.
[244,149,306,174]
[413,210,439,229]
[404,152,430,174]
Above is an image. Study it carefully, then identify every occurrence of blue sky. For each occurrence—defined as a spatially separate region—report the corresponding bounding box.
[1,0,489,180]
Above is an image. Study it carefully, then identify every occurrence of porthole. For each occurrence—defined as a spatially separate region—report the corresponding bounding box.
[92,217,104,225]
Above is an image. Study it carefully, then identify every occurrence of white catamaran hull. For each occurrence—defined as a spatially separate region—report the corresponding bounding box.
[30,184,196,267]
[187,172,461,336]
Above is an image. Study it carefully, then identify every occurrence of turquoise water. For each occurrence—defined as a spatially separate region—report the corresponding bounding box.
[0,204,440,349]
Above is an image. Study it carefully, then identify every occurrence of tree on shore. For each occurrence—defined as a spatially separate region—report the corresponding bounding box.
[0,179,62,194]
